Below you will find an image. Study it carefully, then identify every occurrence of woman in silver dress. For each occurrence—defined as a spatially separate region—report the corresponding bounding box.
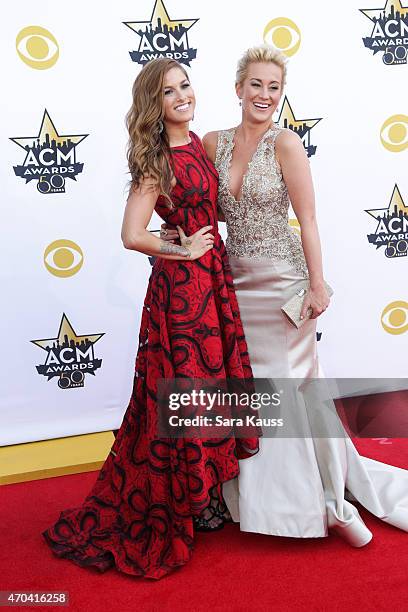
[163,45,408,546]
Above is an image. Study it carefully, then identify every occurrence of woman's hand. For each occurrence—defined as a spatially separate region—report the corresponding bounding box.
[300,284,330,321]
[160,223,214,259]
[177,225,214,260]
[160,223,179,243]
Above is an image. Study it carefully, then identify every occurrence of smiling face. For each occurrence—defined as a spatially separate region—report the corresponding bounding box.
[236,61,283,124]
[162,66,195,126]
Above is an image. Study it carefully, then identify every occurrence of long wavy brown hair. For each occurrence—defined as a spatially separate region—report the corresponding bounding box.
[126,58,188,206]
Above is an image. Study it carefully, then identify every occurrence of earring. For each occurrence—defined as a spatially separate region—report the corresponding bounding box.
[239,99,242,106]
[158,120,164,133]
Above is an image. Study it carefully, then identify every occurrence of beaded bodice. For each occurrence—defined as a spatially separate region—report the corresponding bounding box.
[215,126,308,277]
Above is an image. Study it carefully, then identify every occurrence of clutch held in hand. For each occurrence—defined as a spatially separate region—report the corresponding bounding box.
[281,282,333,329]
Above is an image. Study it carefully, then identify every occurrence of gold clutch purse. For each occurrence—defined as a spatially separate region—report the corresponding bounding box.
[281,281,333,329]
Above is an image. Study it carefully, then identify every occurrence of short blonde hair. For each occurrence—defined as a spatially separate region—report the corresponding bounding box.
[236,44,287,88]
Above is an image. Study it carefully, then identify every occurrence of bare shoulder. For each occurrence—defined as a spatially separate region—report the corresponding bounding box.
[275,127,303,151]
[274,128,307,166]
[202,130,219,145]
[202,130,219,162]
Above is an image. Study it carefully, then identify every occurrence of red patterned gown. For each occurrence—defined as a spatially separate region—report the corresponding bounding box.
[42,131,258,579]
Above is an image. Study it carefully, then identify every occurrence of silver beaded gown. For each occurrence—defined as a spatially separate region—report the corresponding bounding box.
[215,125,408,546]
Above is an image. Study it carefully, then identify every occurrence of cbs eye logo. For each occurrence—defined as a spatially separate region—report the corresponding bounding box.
[44,240,83,277]
[16,26,59,70]
[380,115,408,152]
[263,17,301,57]
[289,218,301,236]
[381,301,408,335]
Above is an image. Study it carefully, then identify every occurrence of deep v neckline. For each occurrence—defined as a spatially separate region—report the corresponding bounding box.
[227,126,275,203]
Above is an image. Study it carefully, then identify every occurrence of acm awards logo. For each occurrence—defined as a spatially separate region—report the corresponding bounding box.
[31,314,104,389]
[366,185,408,258]
[123,0,199,66]
[277,97,322,158]
[16,26,59,70]
[10,110,88,194]
[360,0,408,64]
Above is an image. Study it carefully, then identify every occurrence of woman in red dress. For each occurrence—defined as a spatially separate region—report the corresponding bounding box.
[42,59,258,579]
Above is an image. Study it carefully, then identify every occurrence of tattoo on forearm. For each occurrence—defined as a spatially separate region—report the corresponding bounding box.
[159,240,191,257]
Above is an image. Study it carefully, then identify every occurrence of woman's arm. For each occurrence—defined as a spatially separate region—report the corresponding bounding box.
[202,131,218,162]
[202,131,225,222]
[121,179,213,261]
[275,129,329,318]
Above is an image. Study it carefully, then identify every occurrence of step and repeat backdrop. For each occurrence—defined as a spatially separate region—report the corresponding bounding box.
[1,0,407,444]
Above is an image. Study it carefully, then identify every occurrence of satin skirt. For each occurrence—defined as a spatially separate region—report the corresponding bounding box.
[223,256,408,546]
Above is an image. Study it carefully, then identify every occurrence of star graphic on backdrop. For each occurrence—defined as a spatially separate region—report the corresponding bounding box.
[123,0,199,34]
[366,184,408,219]
[360,0,408,22]
[10,109,88,150]
[277,97,322,132]
[31,314,104,351]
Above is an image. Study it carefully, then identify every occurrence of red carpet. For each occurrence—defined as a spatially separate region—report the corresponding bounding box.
[1,438,408,612]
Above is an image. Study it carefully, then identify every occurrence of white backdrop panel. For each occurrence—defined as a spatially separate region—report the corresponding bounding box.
[0,0,406,445]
